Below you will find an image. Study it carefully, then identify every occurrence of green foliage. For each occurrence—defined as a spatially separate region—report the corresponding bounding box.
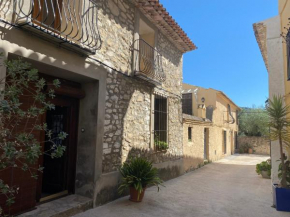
[256,160,271,177]
[155,141,168,151]
[0,54,67,213]
[118,157,164,200]
[238,107,268,137]
[278,158,290,185]
[238,143,252,153]
[267,95,290,188]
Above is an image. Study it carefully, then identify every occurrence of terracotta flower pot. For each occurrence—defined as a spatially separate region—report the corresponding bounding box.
[129,187,146,202]
[248,148,253,154]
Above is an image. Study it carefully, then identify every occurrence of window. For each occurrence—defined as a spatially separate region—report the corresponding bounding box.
[182,93,193,115]
[188,127,192,141]
[223,130,227,154]
[154,94,168,151]
[287,36,290,80]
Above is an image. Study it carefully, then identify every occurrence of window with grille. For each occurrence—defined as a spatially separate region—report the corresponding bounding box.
[154,94,168,151]
[182,93,193,115]
[188,127,192,141]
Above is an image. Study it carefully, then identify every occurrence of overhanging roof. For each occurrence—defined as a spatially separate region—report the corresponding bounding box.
[132,0,197,53]
[253,22,268,71]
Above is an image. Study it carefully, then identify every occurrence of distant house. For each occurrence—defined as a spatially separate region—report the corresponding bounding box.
[182,84,240,170]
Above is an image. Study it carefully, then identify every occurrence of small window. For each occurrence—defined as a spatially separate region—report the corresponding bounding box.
[182,93,193,115]
[223,130,227,154]
[188,127,192,141]
[154,94,168,151]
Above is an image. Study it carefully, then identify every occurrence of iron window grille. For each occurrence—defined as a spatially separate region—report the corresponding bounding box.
[182,93,193,115]
[132,39,166,85]
[153,93,168,151]
[0,0,102,55]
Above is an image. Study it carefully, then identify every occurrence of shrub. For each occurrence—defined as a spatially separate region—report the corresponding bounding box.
[256,160,271,176]
[118,157,163,199]
[239,143,252,153]
[155,141,168,151]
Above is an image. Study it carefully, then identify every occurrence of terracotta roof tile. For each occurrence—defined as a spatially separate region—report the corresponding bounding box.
[132,0,197,53]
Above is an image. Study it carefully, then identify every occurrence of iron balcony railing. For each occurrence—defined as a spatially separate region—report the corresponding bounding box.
[0,0,102,54]
[133,39,166,84]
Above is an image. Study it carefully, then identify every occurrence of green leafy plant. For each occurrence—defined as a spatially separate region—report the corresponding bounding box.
[239,143,252,153]
[118,157,164,199]
[256,160,271,177]
[278,158,290,185]
[267,95,290,188]
[238,107,268,136]
[0,55,67,214]
[155,141,168,151]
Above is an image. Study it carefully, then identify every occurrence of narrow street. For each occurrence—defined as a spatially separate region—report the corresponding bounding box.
[74,155,288,217]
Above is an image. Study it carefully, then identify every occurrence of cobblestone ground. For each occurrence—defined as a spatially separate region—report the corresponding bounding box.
[74,154,289,217]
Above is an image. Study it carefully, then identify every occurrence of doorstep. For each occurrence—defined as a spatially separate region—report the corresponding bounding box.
[18,195,93,217]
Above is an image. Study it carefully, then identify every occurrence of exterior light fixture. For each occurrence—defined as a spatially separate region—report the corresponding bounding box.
[201,97,205,103]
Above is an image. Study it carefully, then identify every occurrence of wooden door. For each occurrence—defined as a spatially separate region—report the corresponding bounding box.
[36,96,79,202]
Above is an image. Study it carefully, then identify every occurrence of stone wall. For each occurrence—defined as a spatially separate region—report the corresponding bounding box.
[95,0,135,74]
[238,136,270,155]
[100,0,184,173]
[183,122,207,171]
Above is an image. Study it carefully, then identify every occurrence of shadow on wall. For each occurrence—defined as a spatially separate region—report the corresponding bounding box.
[95,147,205,206]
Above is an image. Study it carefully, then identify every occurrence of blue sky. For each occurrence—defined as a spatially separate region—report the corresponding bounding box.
[160,0,278,108]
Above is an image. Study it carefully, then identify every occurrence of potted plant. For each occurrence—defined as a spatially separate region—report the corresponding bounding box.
[248,143,254,154]
[267,95,290,212]
[118,157,164,202]
[256,160,271,179]
[155,141,169,151]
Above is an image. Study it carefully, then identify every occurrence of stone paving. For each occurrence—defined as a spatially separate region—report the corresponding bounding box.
[74,154,290,217]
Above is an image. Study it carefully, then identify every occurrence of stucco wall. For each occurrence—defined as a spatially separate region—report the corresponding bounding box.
[256,15,286,184]
[279,0,290,160]
[238,136,270,156]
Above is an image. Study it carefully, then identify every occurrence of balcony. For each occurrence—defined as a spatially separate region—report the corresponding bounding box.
[0,0,101,55]
[133,39,166,85]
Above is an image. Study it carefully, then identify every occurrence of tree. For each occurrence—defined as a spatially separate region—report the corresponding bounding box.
[267,95,290,188]
[0,55,67,215]
[238,107,268,136]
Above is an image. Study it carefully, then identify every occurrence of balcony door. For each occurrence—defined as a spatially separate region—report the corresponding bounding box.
[32,0,63,31]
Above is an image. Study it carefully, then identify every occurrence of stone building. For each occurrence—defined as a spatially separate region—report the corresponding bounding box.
[182,84,240,169]
[0,0,196,215]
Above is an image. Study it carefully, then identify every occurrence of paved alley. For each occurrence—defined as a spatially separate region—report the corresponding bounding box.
[74,155,288,217]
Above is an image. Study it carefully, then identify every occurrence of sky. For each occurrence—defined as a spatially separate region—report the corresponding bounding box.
[160,0,278,108]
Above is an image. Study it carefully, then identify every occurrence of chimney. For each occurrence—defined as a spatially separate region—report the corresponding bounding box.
[197,104,206,119]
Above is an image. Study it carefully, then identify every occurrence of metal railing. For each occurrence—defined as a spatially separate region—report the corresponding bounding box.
[133,39,165,84]
[0,0,101,54]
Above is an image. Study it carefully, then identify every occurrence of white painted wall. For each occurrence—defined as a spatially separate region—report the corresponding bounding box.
[262,16,285,184]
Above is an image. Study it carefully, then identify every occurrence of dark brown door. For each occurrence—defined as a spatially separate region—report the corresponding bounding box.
[36,96,79,202]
